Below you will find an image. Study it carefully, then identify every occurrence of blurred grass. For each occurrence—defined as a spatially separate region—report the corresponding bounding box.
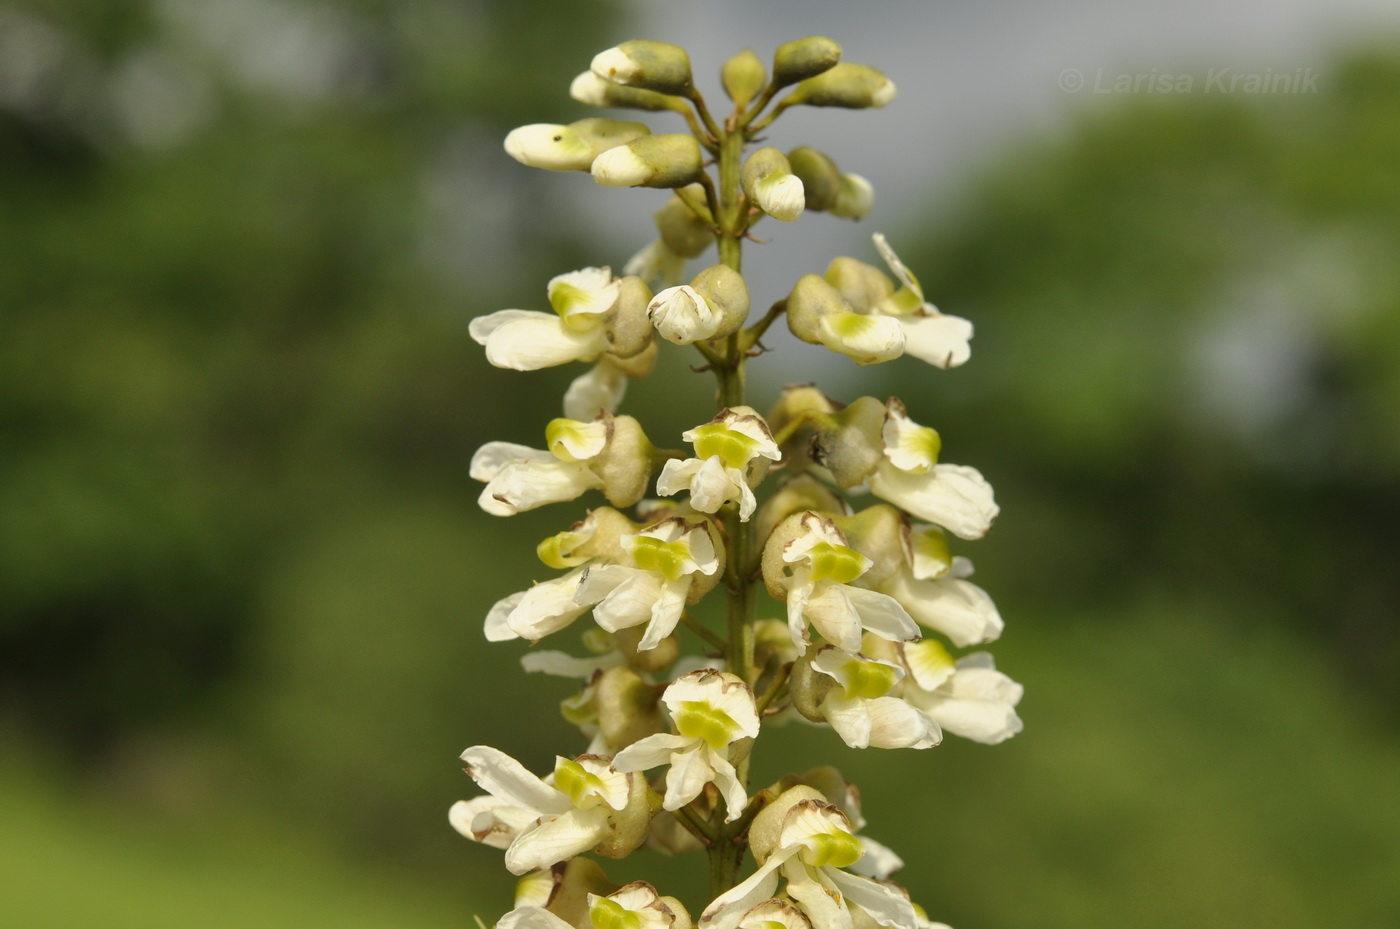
[0,757,484,929]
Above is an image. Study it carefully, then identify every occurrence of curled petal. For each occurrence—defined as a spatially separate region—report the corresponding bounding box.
[448,796,536,849]
[817,311,906,365]
[824,869,919,929]
[868,462,998,540]
[504,805,611,875]
[479,458,604,517]
[459,745,570,815]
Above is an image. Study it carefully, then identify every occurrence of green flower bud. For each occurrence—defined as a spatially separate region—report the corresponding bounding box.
[825,256,895,312]
[787,650,836,723]
[592,40,693,97]
[785,273,849,343]
[591,414,656,507]
[787,146,842,212]
[605,276,656,359]
[832,504,908,590]
[689,264,750,340]
[722,48,767,107]
[606,339,658,378]
[654,190,714,258]
[787,62,896,109]
[830,173,874,220]
[741,147,804,222]
[772,36,843,87]
[592,134,703,189]
[571,71,681,112]
[760,511,817,600]
[755,474,848,549]
[595,666,666,750]
[525,857,617,928]
[611,624,680,673]
[749,785,826,863]
[813,395,887,488]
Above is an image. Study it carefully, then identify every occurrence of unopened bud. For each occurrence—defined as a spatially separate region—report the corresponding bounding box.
[503,119,650,172]
[755,474,848,547]
[813,395,887,488]
[787,62,896,109]
[606,340,658,378]
[571,71,680,112]
[787,650,836,723]
[592,40,693,96]
[592,134,703,189]
[825,256,894,312]
[655,190,714,258]
[595,665,666,749]
[593,415,656,507]
[611,624,680,673]
[772,36,842,87]
[689,264,750,339]
[606,276,656,358]
[832,504,908,590]
[742,147,804,222]
[787,146,842,212]
[830,173,874,220]
[785,273,849,343]
[722,48,767,107]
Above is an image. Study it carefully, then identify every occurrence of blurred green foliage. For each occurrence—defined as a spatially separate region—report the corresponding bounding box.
[2,2,1398,927]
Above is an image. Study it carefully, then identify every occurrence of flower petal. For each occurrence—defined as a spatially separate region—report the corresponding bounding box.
[868,462,998,540]
[498,906,576,929]
[882,568,1002,648]
[505,805,610,875]
[448,796,536,849]
[895,313,972,370]
[480,459,604,517]
[661,745,715,810]
[699,854,788,929]
[825,869,919,929]
[460,746,570,815]
[844,586,919,644]
[473,310,607,371]
[611,733,694,772]
[564,361,629,421]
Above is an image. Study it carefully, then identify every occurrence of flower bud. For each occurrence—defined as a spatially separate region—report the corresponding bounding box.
[832,504,908,590]
[689,264,750,339]
[742,147,804,223]
[830,173,874,220]
[592,414,657,507]
[503,119,650,172]
[772,36,842,87]
[611,624,681,673]
[811,395,887,488]
[787,62,896,109]
[592,134,703,189]
[786,146,842,212]
[592,40,693,96]
[755,474,848,549]
[787,649,837,723]
[722,48,766,107]
[748,785,826,863]
[654,190,714,258]
[647,285,718,345]
[571,71,680,112]
[595,665,666,749]
[785,274,848,343]
[759,511,812,600]
[825,256,894,312]
[605,276,656,358]
[525,857,617,928]
[606,340,658,378]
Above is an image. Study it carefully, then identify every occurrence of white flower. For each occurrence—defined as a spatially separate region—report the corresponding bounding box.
[781,513,918,655]
[810,646,941,750]
[700,799,918,929]
[563,360,629,422]
[657,408,782,521]
[647,284,721,344]
[450,747,631,875]
[900,645,1024,745]
[612,669,760,820]
[499,881,690,929]
[471,419,609,517]
[575,518,720,651]
[880,555,1002,648]
[867,401,998,539]
[470,267,620,371]
[868,234,973,369]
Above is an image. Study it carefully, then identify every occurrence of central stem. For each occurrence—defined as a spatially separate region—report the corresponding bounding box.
[708,117,755,899]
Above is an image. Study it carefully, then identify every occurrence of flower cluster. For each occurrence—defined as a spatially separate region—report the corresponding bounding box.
[454,36,1021,929]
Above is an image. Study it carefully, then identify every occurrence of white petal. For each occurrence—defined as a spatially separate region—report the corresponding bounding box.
[844,586,919,643]
[592,571,665,632]
[504,124,594,171]
[470,442,551,482]
[592,144,652,187]
[817,311,905,365]
[662,670,760,737]
[802,584,865,654]
[505,805,610,875]
[825,869,919,929]
[473,311,607,371]
[882,569,1002,648]
[757,174,805,222]
[849,837,904,880]
[564,362,628,421]
[656,457,704,499]
[572,756,633,810]
[871,233,922,299]
[470,309,549,345]
[485,591,525,642]
[868,462,998,540]
[688,456,737,513]
[900,639,957,692]
[699,854,788,929]
[498,907,576,929]
[638,577,690,650]
[548,267,619,319]
[820,693,874,749]
[520,649,623,678]
[460,746,569,815]
[895,313,972,369]
[574,563,637,605]
[862,696,941,749]
[611,733,694,772]
[919,658,1024,745]
[708,751,749,821]
[880,406,940,474]
[507,569,592,641]
[448,796,536,849]
[662,745,716,810]
[480,459,604,517]
[648,285,720,344]
[786,870,852,929]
